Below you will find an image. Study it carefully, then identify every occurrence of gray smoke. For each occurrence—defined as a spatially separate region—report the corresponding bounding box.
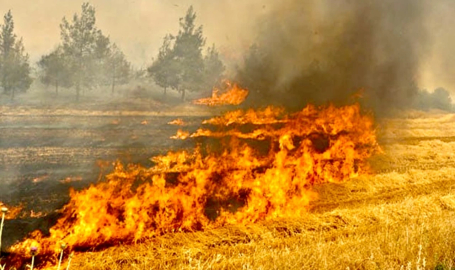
[237,0,429,113]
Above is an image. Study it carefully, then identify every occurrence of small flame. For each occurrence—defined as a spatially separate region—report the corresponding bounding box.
[59,176,82,184]
[0,202,23,220]
[193,81,248,106]
[168,119,185,126]
[170,129,190,140]
[32,175,49,183]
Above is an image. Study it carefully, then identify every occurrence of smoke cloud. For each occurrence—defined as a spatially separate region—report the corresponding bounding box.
[237,0,430,113]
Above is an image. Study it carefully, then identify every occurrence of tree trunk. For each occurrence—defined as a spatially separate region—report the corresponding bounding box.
[111,79,115,96]
[76,83,80,102]
[111,63,116,96]
[78,48,83,99]
[55,80,59,96]
[10,88,14,101]
[181,89,186,101]
[163,87,167,97]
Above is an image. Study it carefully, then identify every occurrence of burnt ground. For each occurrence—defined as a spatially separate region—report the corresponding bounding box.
[0,102,208,251]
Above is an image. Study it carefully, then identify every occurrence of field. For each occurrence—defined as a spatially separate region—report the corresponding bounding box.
[2,102,455,269]
[0,98,208,250]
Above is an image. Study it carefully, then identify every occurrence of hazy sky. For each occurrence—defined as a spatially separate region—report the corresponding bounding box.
[0,0,265,68]
[0,0,454,94]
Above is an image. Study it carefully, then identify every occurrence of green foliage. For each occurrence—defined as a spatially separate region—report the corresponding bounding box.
[59,2,131,100]
[148,6,224,101]
[203,44,225,91]
[173,6,205,99]
[60,2,99,100]
[434,264,444,270]
[147,35,179,96]
[37,46,73,95]
[414,87,453,112]
[236,44,278,105]
[106,43,131,94]
[91,32,111,86]
[0,10,32,100]
[434,263,455,270]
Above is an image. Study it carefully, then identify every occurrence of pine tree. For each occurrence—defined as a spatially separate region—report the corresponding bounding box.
[92,31,111,88]
[149,6,225,101]
[148,35,180,97]
[0,10,32,100]
[203,44,225,91]
[60,3,100,101]
[236,44,277,104]
[172,6,205,100]
[37,46,72,95]
[107,43,130,95]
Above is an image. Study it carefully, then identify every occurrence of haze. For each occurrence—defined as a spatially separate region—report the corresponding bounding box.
[0,0,454,94]
[0,0,266,68]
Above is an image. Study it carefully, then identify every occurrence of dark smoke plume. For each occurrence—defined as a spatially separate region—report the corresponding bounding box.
[237,0,429,114]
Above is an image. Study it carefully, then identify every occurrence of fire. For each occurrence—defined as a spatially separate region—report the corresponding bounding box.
[193,81,248,106]
[59,176,82,184]
[6,103,379,268]
[168,118,185,126]
[0,202,23,220]
[170,129,190,140]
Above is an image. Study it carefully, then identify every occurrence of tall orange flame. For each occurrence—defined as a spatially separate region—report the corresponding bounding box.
[193,81,248,106]
[7,103,379,268]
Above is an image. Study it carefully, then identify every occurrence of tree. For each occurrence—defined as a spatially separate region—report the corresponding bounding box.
[149,6,222,101]
[92,31,111,87]
[236,44,277,104]
[106,43,130,95]
[173,6,205,100]
[148,6,206,101]
[0,10,32,100]
[431,87,452,111]
[37,46,72,95]
[60,2,101,101]
[413,87,453,112]
[148,35,180,97]
[202,44,225,91]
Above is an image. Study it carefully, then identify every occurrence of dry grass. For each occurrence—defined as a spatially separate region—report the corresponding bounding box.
[43,111,455,269]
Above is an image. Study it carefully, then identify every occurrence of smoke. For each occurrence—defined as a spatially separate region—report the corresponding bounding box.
[237,0,430,113]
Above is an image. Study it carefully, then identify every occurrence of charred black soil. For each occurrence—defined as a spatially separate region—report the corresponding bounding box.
[0,102,208,251]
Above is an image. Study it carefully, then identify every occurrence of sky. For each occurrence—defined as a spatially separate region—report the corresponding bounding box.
[0,0,265,69]
[0,0,454,95]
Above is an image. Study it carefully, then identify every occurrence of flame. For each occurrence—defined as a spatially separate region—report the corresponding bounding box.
[168,118,186,126]
[7,103,379,268]
[170,129,190,140]
[0,202,23,220]
[32,175,49,183]
[193,81,248,106]
[29,210,46,218]
[59,176,82,184]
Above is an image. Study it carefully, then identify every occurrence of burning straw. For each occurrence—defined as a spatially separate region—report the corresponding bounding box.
[6,103,380,268]
[193,81,248,106]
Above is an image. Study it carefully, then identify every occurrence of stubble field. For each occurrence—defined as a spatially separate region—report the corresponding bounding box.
[2,103,455,269]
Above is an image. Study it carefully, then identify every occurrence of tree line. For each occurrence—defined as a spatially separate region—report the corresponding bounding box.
[0,3,225,101]
[147,6,224,101]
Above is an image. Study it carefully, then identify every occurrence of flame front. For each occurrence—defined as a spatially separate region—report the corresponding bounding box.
[8,103,379,267]
[0,202,23,220]
[193,81,248,106]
